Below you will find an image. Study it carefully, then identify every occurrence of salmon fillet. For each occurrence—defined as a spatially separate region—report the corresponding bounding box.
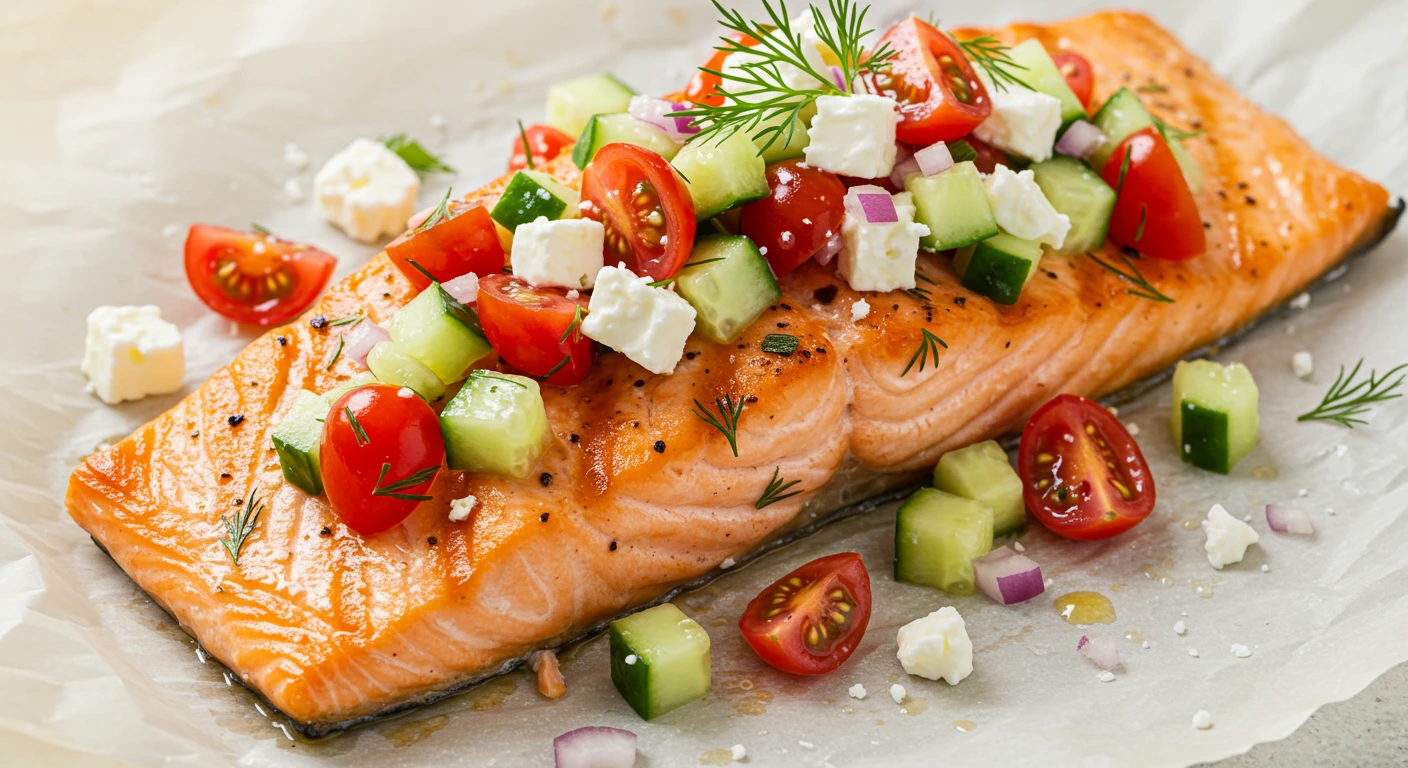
[66,11,1399,735]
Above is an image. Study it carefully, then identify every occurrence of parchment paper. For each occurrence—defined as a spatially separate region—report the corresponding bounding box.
[2,0,1406,765]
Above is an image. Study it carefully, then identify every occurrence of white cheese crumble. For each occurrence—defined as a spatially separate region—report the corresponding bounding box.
[1126,422,1141,436]
[972,70,1064,162]
[314,138,420,243]
[837,188,929,292]
[565,289,580,300]
[851,298,870,321]
[282,177,304,202]
[889,683,906,704]
[582,265,697,375]
[82,305,184,404]
[805,94,900,179]
[1188,648,1200,658]
[624,654,638,665]
[895,606,973,685]
[1192,710,1213,730]
[730,744,747,762]
[1203,503,1259,569]
[510,217,606,289]
[1231,644,1252,658]
[1098,671,1116,683]
[1012,541,1025,553]
[848,683,867,700]
[720,557,736,570]
[397,387,416,399]
[1261,564,1271,573]
[448,494,478,522]
[1174,620,1187,636]
[982,165,1071,249]
[1292,351,1314,379]
[1289,292,1311,310]
[284,142,309,171]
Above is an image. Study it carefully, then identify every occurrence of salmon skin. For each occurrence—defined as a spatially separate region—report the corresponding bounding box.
[66,11,1401,737]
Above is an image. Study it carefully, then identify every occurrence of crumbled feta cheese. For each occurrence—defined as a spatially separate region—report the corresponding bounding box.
[1192,710,1213,730]
[1098,671,1116,683]
[982,165,1071,249]
[510,217,605,289]
[1126,422,1140,436]
[731,744,747,762]
[1260,564,1271,573]
[889,683,906,704]
[624,654,638,665]
[848,683,867,700]
[448,494,478,522]
[397,387,416,399]
[314,138,421,243]
[1203,503,1259,569]
[282,177,304,201]
[805,95,900,178]
[720,557,736,570]
[798,741,814,750]
[1292,351,1313,379]
[429,113,447,130]
[1187,648,1200,658]
[1231,644,1252,658]
[1141,640,1151,649]
[1012,541,1025,553]
[1289,292,1311,310]
[851,298,870,321]
[972,70,1064,162]
[837,188,929,292]
[1174,620,1187,636]
[896,606,973,685]
[284,142,309,171]
[581,265,697,375]
[82,305,184,404]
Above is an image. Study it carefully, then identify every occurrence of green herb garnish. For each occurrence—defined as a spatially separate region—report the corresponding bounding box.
[412,187,455,236]
[371,463,439,501]
[647,278,675,288]
[755,466,803,509]
[218,489,264,566]
[324,335,344,370]
[905,285,933,302]
[1298,359,1407,428]
[517,120,535,171]
[1137,82,1169,94]
[544,356,571,378]
[1135,205,1148,242]
[559,305,586,345]
[470,369,529,388]
[693,393,745,457]
[901,328,948,376]
[947,139,978,164]
[326,312,365,328]
[1153,115,1203,142]
[345,405,369,446]
[250,223,272,236]
[761,333,799,355]
[683,257,727,268]
[1086,249,1173,303]
[954,35,1030,92]
[383,133,456,176]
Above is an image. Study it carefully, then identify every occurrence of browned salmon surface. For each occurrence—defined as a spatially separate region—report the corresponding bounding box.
[66,11,1398,734]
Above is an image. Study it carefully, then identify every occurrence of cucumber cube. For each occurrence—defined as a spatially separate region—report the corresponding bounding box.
[753,112,810,164]
[671,131,769,220]
[546,73,636,138]
[440,370,548,478]
[933,440,1026,535]
[895,488,994,596]
[1007,39,1087,130]
[905,162,999,251]
[572,113,679,170]
[489,170,580,231]
[271,390,330,496]
[609,603,711,721]
[953,231,1043,305]
[1089,88,1202,191]
[674,234,780,343]
[389,285,492,384]
[1030,157,1116,255]
[1171,360,1259,474]
[366,341,446,402]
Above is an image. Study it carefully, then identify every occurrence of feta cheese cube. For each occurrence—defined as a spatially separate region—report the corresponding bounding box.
[972,71,1064,162]
[1291,350,1313,379]
[581,266,696,375]
[837,188,929,292]
[805,95,899,179]
[889,683,907,704]
[1192,710,1214,730]
[314,138,420,243]
[895,606,973,685]
[510,217,605,289]
[983,165,1071,249]
[731,744,747,761]
[850,298,870,321]
[847,683,867,700]
[448,494,478,522]
[1203,503,1259,569]
[82,305,184,405]
[1231,644,1252,658]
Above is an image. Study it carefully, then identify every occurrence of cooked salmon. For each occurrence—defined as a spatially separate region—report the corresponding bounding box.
[66,11,1400,735]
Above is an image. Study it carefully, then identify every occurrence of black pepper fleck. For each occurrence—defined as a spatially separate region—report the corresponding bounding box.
[815,347,827,354]
[570,433,580,443]
[775,322,788,328]
[779,303,792,311]
[320,527,332,536]
[685,351,698,360]
[633,380,644,387]
[309,315,328,329]
[1236,182,1248,190]
[227,414,245,427]
[954,297,966,306]
[891,304,899,311]
[813,285,838,304]
[220,472,232,479]
[276,336,288,346]
[427,536,438,546]
[1244,195,1257,205]
[233,498,243,506]
[653,440,666,453]
[540,472,552,486]
[745,395,759,403]
[609,541,618,552]
[190,430,199,438]
[382,292,392,298]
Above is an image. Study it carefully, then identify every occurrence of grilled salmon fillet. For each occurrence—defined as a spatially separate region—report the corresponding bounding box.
[66,11,1399,735]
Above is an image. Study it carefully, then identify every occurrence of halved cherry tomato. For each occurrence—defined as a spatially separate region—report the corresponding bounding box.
[1051,52,1095,110]
[321,384,444,536]
[738,552,872,676]
[683,31,762,107]
[1100,127,1205,261]
[386,200,505,291]
[476,274,594,386]
[509,124,575,172]
[867,18,992,145]
[741,160,848,277]
[580,143,695,281]
[1018,394,1155,541]
[964,135,1010,175]
[183,225,337,327]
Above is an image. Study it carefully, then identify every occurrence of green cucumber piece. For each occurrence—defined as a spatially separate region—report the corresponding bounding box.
[670,131,769,220]
[609,603,711,721]
[895,488,994,596]
[1088,88,1202,190]
[321,372,378,405]
[1029,156,1116,254]
[271,390,330,496]
[365,341,446,402]
[953,231,1043,305]
[572,113,679,169]
[1007,39,1087,129]
[933,440,1026,536]
[546,73,636,138]
[752,112,810,163]
[388,285,492,384]
[674,234,780,343]
[906,161,999,251]
[489,170,580,231]
[440,369,548,478]
[1171,360,1259,474]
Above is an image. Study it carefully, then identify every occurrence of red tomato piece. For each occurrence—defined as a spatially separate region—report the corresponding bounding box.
[386,200,506,291]
[509,124,575,172]
[580,143,696,281]
[183,225,337,327]
[867,18,992,145]
[737,552,872,676]
[964,135,1010,175]
[321,384,445,537]
[1017,394,1155,541]
[741,160,848,277]
[1051,52,1095,110]
[683,32,762,107]
[1100,127,1205,261]
[476,274,594,386]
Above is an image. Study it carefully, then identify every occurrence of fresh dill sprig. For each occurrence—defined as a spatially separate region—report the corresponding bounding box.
[955,35,1030,92]
[1086,249,1173,303]
[901,328,948,376]
[412,188,454,236]
[683,257,727,268]
[516,119,536,171]
[371,463,439,501]
[1137,82,1169,94]
[1297,359,1407,428]
[905,285,933,302]
[219,489,264,566]
[544,356,571,378]
[383,133,456,176]
[250,223,272,236]
[915,271,939,286]
[324,334,345,370]
[1153,115,1204,142]
[559,305,586,345]
[326,312,364,328]
[470,369,528,388]
[693,393,746,457]
[345,405,369,446]
[755,466,803,509]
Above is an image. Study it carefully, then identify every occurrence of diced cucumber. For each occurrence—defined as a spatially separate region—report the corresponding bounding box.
[905,162,999,252]
[489,170,580,231]
[952,231,1043,305]
[546,73,636,138]
[674,234,780,343]
[366,341,446,401]
[609,603,711,721]
[1171,360,1260,474]
[1029,157,1116,254]
[1007,39,1086,129]
[389,285,492,384]
[271,390,330,496]
[671,132,769,220]
[1088,88,1202,191]
[933,440,1026,536]
[752,113,810,164]
[321,372,378,405]
[440,369,548,478]
[895,488,994,596]
[572,113,679,169]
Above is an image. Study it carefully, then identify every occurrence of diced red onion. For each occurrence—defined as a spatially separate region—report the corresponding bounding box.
[343,322,389,365]
[844,185,898,224]
[914,142,955,177]
[815,231,843,265]
[628,95,698,141]
[1054,120,1108,160]
[1266,504,1314,535]
[972,546,1045,605]
[889,157,922,188]
[554,726,637,768]
[828,65,848,92]
[1077,634,1122,670]
[442,272,480,305]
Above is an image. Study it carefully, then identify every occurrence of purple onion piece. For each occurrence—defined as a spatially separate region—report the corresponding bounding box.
[1055,119,1108,160]
[914,141,955,177]
[554,726,638,768]
[1266,503,1314,535]
[973,546,1045,605]
[343,322,390,366]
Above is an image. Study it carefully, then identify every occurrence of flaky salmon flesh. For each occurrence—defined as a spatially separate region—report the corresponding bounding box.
[66,11,1400,735]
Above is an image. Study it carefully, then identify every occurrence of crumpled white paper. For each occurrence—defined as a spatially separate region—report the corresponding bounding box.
[1,0,1405,766]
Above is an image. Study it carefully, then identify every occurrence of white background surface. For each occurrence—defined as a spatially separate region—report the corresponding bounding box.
[1,0,1406,765]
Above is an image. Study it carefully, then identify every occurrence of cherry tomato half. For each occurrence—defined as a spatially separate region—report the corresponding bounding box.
[580,143,696,281]
[1100,127,1205,261]
[184,225,337,327]
[476,274,594,386]
[321,384,445,536]
[683,31,762,107]
[738,552,872,675]
[386,200,506,291]
[867,18,992,145]
[741,160,848,278]
[1017,394,1155,541]
[964,135,1011,175]
[1051,52,1095,110]
[509,124,575,172]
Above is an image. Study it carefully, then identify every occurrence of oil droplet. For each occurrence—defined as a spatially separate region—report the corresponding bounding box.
[700,749,734,766]
[1192,581,1215,599]
[383,714,449,748]
[903,697,928,715]
[953,720,977,732]
[1053,591,1116,624]
[1181,518,1201,531]
[1159,576,1175,587]
[1251,465,1278,480]
[842,705,855,714]
[469,677,518,711]
[1123,630,1144,644]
